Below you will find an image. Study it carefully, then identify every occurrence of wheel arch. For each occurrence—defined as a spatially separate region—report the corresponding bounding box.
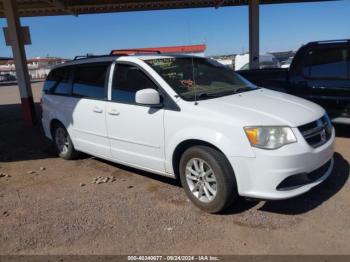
[49,119,75,148]
[172,139,229,180]
[50,118,65,138]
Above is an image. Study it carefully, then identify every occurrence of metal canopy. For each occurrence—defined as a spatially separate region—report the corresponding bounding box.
[0,0,340,127]
[0,0,339,18]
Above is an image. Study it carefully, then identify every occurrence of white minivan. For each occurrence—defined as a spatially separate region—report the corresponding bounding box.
[41,53,335,213]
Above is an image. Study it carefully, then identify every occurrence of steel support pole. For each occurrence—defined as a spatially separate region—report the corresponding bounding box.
[249,0,260,69]
[3,0,36,126]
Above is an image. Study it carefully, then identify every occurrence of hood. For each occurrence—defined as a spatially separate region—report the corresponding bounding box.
[197,88,325,127]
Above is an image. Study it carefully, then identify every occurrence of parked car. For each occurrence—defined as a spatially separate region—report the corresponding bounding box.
[281,57,294,68]
[238,39,350,124]
[41,53,334,213]
[0,73,16,82]
[235,53,281,70]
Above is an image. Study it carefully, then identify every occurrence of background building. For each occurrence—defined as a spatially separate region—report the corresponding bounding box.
[0,57,67,80]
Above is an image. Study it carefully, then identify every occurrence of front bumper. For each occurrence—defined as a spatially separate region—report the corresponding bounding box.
[229,127,335,200]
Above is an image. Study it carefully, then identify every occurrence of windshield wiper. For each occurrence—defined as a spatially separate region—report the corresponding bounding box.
[206,86,258,98]
[233,86,258,94]
[195,92,219,99]
[188,86,258,101]
[214,86,257,96]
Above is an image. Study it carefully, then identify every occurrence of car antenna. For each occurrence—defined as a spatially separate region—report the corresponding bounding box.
[191,56,198,105]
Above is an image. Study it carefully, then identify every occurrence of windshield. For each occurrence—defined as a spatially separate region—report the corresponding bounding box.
[145,57,257,101]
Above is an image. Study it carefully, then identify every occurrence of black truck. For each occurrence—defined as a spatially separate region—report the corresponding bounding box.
[238,39,350,124]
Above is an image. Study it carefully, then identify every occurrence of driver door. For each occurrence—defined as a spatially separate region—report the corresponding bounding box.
[106,63,165,173]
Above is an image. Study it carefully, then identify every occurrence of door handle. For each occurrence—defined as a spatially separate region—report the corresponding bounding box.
[93,106,103,113]
[108,108,120,116]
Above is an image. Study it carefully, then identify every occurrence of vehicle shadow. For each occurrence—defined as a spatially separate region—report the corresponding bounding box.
[223,198,261,214]
[334,123,350,138]
[257,152,349,215]
[98,152,349,216]
[0,103,57,163]
[99,158,261,214]
[96,157,182,188]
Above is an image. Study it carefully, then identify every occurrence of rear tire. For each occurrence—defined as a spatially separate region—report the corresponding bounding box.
[52,124,79,160]
[179,145,238,213]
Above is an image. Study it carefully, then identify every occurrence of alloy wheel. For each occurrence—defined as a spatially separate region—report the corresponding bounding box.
[55,128,69,154]
[185,158,217,203]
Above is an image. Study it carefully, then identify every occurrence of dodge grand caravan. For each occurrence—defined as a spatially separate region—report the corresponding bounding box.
[41,53,335,213]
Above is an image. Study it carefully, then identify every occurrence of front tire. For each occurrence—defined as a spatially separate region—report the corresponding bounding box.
[179,146,238,213]
[53,124,79,160]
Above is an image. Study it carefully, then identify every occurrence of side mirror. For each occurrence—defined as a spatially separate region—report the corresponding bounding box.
[135,88,161,106]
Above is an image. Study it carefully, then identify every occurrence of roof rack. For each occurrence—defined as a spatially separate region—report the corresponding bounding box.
[72,49,162,61]
[110,49,161,55]
[73,53,119,60]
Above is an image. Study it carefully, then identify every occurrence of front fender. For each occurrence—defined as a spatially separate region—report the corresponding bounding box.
[165,127,255,174]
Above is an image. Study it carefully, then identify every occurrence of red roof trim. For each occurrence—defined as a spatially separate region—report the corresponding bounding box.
[112,44,206,55]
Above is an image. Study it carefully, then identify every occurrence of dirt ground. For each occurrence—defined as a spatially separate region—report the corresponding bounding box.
[0,82,349,255]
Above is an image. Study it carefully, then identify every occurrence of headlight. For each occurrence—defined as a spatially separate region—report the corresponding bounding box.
[244,126,297,149]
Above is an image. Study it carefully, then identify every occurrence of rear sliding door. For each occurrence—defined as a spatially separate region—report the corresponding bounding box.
[70,62,112,157]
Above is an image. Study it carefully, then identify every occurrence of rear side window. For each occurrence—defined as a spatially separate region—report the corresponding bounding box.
[43,66,71,95]
[303,46,349,79]
[72,63,109,99]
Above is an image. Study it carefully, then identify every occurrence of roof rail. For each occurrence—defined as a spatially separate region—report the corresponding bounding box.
[73,54,97,60]
[73,53,119,60]
[110,49,161,55]
[307,39,350,45]
[71,49,162,61]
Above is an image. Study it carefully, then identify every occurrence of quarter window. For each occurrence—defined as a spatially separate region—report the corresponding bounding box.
[303,47,349,79]
[112,64,157,104]
[72,64,109,99]
[43,66,71,95]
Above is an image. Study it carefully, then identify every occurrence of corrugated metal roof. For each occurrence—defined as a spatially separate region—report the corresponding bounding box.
[0,0,339,18]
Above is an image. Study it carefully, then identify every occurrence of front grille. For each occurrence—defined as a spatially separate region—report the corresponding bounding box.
[298,115,332,148]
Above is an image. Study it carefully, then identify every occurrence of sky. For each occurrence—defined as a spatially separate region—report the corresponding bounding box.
[0,0,349,59]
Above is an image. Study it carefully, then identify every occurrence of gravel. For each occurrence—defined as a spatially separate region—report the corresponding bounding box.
[0,82,350,255]
[92,176,117,185]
